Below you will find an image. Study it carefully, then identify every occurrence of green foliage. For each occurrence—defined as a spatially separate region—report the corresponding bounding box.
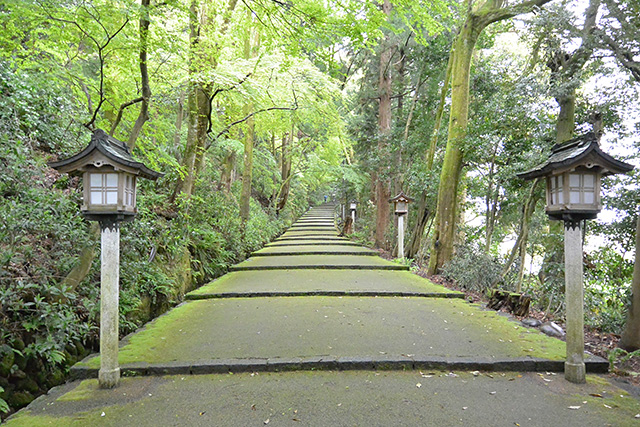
[0,387,8,414]
[584,247,633,333]
[608,347,640,372]
[441,243,502,293]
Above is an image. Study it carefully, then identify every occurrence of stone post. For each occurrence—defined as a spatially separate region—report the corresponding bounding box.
[564,220,586,383]
[99,223,120,388]
[397,214,405,259]
[351,209,355,228]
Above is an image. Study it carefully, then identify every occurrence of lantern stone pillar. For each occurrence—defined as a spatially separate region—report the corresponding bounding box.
[516,131,633,384]
[99,222,121,388]
[49,129,163,390]
[397,214,405,259]
[564,220,585,383]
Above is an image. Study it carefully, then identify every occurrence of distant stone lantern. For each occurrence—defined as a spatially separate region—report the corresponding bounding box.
[349,201,357,225]
[50,129,163,388]
[389,191,414,259]
[517,132,633,384]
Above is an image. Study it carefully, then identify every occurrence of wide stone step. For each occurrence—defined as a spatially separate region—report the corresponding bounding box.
[252,245,378,256]
[72,297,606,378]
[229,254,410,271]
[266,241,362,247]
[274,236,347,242]
[187,270,462,297]
[286,227,338,232]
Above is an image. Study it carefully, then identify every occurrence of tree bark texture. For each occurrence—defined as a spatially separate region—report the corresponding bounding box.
[374,0,393,249]
[427,21,478,275]
[427,0,554,275]
[127,0,152,150]
[406,52,452,259]
[277,130,293,214]
[619,215,640,350]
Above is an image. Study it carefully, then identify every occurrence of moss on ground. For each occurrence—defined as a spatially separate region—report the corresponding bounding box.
[442,299,566,360]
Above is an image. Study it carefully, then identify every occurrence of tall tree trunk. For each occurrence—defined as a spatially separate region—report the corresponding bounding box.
[393,45,406,195]
[173,91,185,157]
[218,150,236,193]
[484,143,500,252]
[427,0,553,275]
[620,215,640,350]
[170,0,238,203]
[277,128,293,214]
[239,108,255,222]
[496,178,541,289]
[427,22,479,274]
[127,0,151,150]
[555,91,576,143]
[406,53,452,259]
[239,8,258,223]
[374,0,393,249]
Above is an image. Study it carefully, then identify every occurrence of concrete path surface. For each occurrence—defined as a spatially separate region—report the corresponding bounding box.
[7,204,638,426]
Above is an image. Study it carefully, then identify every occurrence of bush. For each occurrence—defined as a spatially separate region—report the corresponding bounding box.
[441,243,503,293]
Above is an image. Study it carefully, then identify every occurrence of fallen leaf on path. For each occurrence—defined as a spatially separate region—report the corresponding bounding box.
[264,419,270,424]
[568,406,581,410]
[199,412,206,416]
[589,393,603,398]
[604,404,612,409]
[251,405,256,411]
[416,383,422,388]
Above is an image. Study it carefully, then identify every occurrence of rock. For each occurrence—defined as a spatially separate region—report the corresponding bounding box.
[15,378,40,394]
[540,321,565,338]
[45,369,66,389]
[26,356,43,372]
[521,318,542,328]
[65,344,78,357]
[10,369,27,380]
[74,341,86,357]
[0,348,15,377]
[63,350,77,366]
[13,352,26,371]
[11,338,25,352]
[7,390,34,408]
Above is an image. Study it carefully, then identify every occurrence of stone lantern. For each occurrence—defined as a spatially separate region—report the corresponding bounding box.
[349,201,357,225]
[389,191,414,258]
[50,129,163,388]
[517,132,633,383]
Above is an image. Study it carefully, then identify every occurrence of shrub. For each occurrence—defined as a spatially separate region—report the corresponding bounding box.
[441,243,503,293]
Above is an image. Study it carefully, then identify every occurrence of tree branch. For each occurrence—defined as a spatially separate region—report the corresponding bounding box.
[109,97,143,136]
[205,105,297,151]
[206,72,253,133]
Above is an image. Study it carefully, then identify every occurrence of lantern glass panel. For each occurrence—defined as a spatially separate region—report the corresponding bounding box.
[124,175,136,207]
[397,201,407,212]
[89,172,119,205]
[549,175,563,205]
[350,203,356,210]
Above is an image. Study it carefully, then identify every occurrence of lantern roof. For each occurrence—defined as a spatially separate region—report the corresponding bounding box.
[49,129,163,180]
[517,132,634,181]
[389,191,414,204]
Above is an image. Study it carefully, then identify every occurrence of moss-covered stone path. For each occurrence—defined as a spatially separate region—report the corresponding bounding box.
[69,204,605,377]
[11,204,638,426]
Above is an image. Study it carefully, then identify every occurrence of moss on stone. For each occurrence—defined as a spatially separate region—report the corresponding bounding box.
[56,379,99,402]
